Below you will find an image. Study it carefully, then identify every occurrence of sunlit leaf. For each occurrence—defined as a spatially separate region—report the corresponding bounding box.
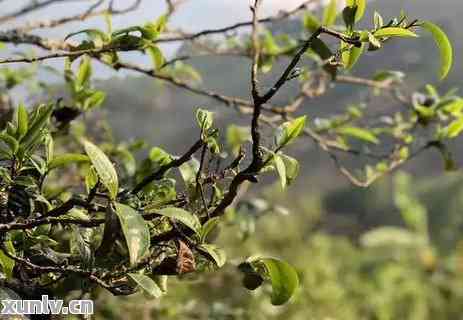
[374,27,418,38]
[274,154,287,189]
[114,203,150,266]
[48,153,89,171]
[323,0,338,26]
[346,0,366,22]
[0,240,15,279]
[200,217,221,243]
[337,126,379,144]
[155,207,201,234]
[198,244,226,267]
[16,103,28,139]
[128,273,163,298]
[83,140,119,200]
[275,116,307,147]
[421,21,453,80]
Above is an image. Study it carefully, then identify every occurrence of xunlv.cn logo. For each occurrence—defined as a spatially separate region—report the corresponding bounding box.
[1,295,93,315]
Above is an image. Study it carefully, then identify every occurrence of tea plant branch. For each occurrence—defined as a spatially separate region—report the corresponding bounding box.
[16,0,142,32]
[131,138,205,194]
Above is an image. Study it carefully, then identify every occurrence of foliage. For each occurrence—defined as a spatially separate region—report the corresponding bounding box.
[0,0,459,318]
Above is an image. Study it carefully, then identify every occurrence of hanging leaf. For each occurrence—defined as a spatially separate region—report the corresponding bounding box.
[273,154,287,189]
[48,154,90,171]
[200,217,221,243]
[280,154,300,186]
[128,273,163,298]
[114,203,150,266]
[346,0,366,22]
[323,0,338,26]
[146,45,165,70]
[198,244,226,267]
[342,43,364,70]
[421,21,453,80]
[76,55,92,89]
[310,38,337,79]
[155,207,201,234]
[83,140,119,200]
[243,257,299,306]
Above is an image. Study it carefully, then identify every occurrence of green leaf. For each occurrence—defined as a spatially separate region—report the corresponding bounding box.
[179,158,199,186]
[0,133,18,154]
[114,203,150,266]
[48,153,90,171]
[254,257,299,306]
[444,117,463,138]
[310,38,337,79]
[280,154,300,186]
[273,154,286,189]
[128,273,163,298]
[76,55,92,89]
[20,103,54,149]
[16,103,28,139]
[342,6,357,31]
[64,29,108,43]
[342,43,364,70]
[275,116,307,147]
[374,27,418,38]
[421,21,453,80]
[323,0,338,26]
[196,108,214,132]
[226,125,250,156]
[198,244,226,267]
[83,90,106,110]
[0,240,15,279]
[146,45,165,70]
[155,207,201,234]
[83,140,119,200]
[337,126,379,144]
[346,0,366,22]
[360,226,426,248]
[200,217,221,243]
[149,147,172,165]
[303,13,321,32]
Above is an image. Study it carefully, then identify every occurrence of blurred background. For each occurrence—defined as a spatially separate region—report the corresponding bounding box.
[3,0,463,319]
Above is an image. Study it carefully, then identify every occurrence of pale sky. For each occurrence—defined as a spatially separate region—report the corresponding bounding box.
[0,0,332,79]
